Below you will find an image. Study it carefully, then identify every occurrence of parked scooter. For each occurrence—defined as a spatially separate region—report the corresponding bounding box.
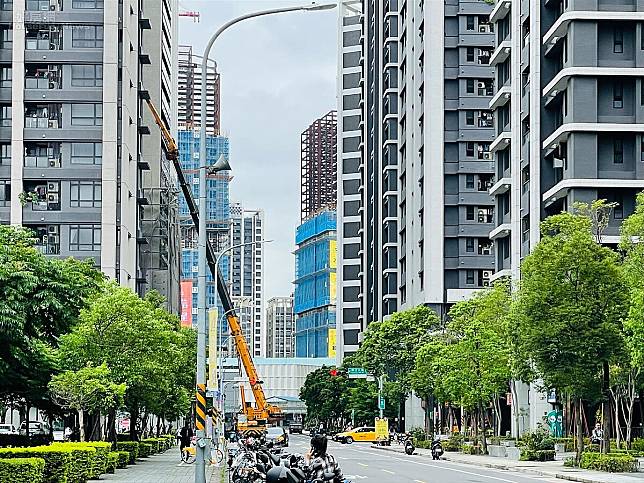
[431,436,444,460]
[404,434,415,455]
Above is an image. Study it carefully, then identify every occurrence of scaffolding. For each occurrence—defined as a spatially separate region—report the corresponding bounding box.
[300,111,337,221]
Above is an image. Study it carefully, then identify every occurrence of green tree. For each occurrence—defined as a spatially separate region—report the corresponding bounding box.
[49,363,125,441]
[514,208,628,459]
[299,367,348,430]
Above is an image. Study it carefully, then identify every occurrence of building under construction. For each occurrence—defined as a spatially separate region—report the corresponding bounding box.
[300,111,337,221]
[177,45,221,136]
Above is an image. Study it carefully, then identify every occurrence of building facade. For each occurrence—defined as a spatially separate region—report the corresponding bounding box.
[177,45,220,136]
[301,111,337,221]
[229,202,265,357]
[178,130,231,343]
[294,210,337,358]
[0,0,179,299]
[265,296,295,358]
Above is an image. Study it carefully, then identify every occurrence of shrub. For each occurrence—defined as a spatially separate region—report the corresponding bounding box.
[520,449,556,461]
[631,439,644,452]
[520,426,554,452]
[60,446,94,483]
[409,427,428,442]
[414,440,432,449]
[138,443,153,458]
[115,442,138,464]
[115,451,129,469]
[0,446,73,483]
[444,433,463,452]
[461,444,481,455]
[0,457,45,483]
[579,452,638,473]
[106,453,119,474]
[81,442,111,477]
[141,438,163,453]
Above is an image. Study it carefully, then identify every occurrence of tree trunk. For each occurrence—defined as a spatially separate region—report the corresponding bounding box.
[156,416,162,437]
[511,381,520,439]
[602,361,611,454]
[478,401,488,455]
[107,408,117,443]
[129,407,139,441]
[78,410,85,442]
[575,398,584,463]
[25,403,30,439]
[614,396,622,448]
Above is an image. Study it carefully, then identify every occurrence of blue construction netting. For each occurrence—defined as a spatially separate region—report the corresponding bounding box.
[295,308,336,358]
[295,211,336,245]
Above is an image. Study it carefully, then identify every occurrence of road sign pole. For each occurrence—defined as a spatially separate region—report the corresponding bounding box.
[378,375,384,419]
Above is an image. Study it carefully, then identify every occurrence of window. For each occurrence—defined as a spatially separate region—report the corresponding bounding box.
[26,0,49,9]
[466,16,475,31]
[613,81,624,109]
[466,174,474,189]
[0,66,10,88]
[466,142,474,157]
[522,217,530,243]
[71,65,103,87]
[466,238,474,252]
[641,138,644,162]
[614,138,624,164]
[70,181,101,208]
[71,26,104,48]
[0,180,9,206]
[465,110,474,126]
[72,0,104,7]
[69,225,101,251]
[70,142,102,164]
[466,270,475,285]
[466,79,474,94]
[614,196,624,219]
[0,28,11,49]
[71,104,102,126]
[0,0,12,11]
[466,47,474,62]
[0,105,10,126]
[0,144,9,164]
[614,27,624,53]
[466,206,475,221]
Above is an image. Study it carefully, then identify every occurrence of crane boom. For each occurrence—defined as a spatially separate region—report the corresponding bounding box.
[143,97,279,431]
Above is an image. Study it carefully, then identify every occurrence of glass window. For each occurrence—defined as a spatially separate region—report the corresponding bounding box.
[69,225,101,251]
[0,180,9,206]
[0,0,12,12]
[0,66,10,88]
[466,206,475,221]
[466,270,475,285]
[466,47,474,62]
[465,111,474,125]
[70,181,101,208]
[466,238,474,253]
[26,0,49,10]
[613,138,624,164]
[466,142,474,157]
[71,65,103,87]
[0,105,10,126]
[466,16,475,31]
[72,0,104,7]
[0,28,11,49]
[70,142,102,164]
[614,27,623,53]
[466,174,475,189]
[466,79,474,94]
[71,26,104,48]
[614,197,624,219]
[71,104,102,126]
[0,144,9,164]
[613,81,623,109]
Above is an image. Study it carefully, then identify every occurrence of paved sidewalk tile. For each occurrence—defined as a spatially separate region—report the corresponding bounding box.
[372,444,644,483]
[101,449,225,483]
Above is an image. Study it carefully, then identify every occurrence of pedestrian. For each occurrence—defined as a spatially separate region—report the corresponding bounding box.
[591,423,603,444]
[306,434,344,483]
[179,423,193,455]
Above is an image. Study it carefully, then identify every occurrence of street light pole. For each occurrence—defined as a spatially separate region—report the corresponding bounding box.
[196,4,336,482]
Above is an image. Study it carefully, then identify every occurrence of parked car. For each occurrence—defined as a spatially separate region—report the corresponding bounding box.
[19,421,50,437]
[335,426,377,444]
[288,422,302,434]
[0,424,17,435]
[265,426,288,447]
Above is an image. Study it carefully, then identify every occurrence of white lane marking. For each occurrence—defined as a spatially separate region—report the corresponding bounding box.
[357,462,368,467]
[381,469,395,474]
[414,480,427,483]
[338,447,552,483]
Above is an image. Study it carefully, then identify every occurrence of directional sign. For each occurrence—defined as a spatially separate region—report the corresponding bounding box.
[379,396,386,410]
[348,368,368,379]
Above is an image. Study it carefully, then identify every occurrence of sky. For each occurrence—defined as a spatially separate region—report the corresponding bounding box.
[179,0,338,299]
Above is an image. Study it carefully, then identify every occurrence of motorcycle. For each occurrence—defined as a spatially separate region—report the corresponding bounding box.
[403,433,415,455]
[431,437,444,460]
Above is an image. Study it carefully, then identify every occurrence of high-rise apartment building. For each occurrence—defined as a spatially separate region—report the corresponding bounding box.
[294,210,337,358]
[229,202,265,357]
[0,0,179,300]
[178,130,231,341]
[301,111,337,221]
[266,296,295,358]
[177,45,220,136]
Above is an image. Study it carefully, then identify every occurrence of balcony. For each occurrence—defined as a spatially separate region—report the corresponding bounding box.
[489,85,511,110]
[490,0,511,23]
[488,177,511,196]
[490,40,511,67]
[490,130,511,153]
[489,223,511,240]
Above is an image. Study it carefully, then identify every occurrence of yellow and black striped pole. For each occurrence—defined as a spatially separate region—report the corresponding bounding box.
[195,383,207,431]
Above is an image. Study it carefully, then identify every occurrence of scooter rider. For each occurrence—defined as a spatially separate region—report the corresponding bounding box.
[306,433,345,482]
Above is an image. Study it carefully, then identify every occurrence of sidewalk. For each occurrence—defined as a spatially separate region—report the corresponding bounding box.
[371,444,644,483]
[101,448,225,483]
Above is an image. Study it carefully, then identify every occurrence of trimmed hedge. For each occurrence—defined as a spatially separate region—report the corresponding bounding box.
[0,446,73,483]
[115,451,129,469]
[61,446,94,483]
[520,449,556,461]
[579,452,638,473]
[0,457,45,483]
[81,442,111,478]
[141,438,163,454]
[461,444,481,455]
[138,443,153,458]
[115,442,139,464]
[106,452,119,474]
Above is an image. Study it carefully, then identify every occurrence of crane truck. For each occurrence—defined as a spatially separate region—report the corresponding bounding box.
[142,95,282,436]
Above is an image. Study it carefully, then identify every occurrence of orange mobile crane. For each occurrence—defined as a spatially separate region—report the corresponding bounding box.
[143,96,282,436]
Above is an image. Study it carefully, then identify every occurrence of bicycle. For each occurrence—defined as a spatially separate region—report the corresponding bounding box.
[181,445,196,464]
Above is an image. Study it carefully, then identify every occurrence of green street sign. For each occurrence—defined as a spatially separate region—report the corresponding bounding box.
[379,396,386,410]
[348,367,368,377]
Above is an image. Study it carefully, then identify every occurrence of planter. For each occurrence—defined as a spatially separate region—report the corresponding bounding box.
[555,443,566,453]
[488,445,507,458]
[506,447,521,460]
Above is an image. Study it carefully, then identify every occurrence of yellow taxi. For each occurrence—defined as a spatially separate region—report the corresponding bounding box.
[335,426,377,444]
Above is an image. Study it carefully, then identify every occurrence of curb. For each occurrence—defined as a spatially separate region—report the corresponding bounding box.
[369,444,636,483]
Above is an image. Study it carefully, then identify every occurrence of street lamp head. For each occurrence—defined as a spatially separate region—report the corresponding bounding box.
[208,154,231,174]
[303,2,337,11]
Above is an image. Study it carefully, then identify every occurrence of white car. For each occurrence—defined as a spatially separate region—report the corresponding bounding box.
[0,424,17,435]
[18,421,49,436]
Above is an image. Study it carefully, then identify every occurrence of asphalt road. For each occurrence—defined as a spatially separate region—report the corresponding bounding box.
[288,434,560,483]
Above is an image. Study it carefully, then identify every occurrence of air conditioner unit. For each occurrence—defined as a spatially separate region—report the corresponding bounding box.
[482,152,493,160]
[482,270,493,280]
[193,152,199,159]
[49,158,60,167]
[482,247,492,255]
[192,265,198,273]
[47,225,59,234]
[482,280,491,287]
[48,193,59,203]
[479,25,491,33]
[478,81,486,89]
[191,286,198,294]
[47,182,58,192]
